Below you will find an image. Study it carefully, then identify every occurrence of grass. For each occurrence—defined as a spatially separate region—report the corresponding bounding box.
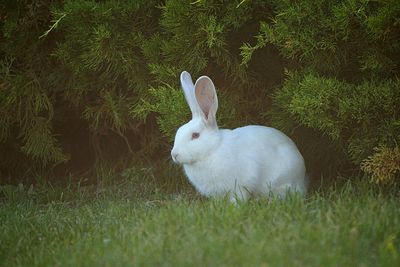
[0,174,399,267]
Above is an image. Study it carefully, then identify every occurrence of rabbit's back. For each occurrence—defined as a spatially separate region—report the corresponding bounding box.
[232,125,306,195]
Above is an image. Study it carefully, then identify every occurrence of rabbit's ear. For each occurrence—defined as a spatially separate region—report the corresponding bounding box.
[194,76,218,128]
[180,71,201,118]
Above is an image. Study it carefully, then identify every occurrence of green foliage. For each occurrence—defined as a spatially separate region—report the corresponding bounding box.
[0,46,66,169]
[361,146,400,184]
[0,0,162,177]
[20,117,68,165]
[133,85,189,141]
[243,0,400,181]
[1,0,399,185]
[157,0,265,81]
[273,73,400,165]
[243,0,400,78]
[1,0,268,181]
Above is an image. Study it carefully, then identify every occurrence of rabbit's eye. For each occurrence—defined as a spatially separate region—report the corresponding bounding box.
[191,132,200,140]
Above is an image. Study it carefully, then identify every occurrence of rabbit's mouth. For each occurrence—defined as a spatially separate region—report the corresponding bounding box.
[171,152,180,164]
[171,152,186,165]
[171,153,197,165]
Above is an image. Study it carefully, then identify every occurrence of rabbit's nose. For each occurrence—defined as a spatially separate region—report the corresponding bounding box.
[171,151,179,162]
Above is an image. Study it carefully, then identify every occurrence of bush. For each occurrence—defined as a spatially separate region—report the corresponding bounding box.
[1,0,399,185]
[270,73,400,178]
[243,0,400,182]
[0,0,273,182]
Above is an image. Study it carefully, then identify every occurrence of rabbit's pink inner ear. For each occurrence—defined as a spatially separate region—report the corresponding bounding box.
[195,78,215,119]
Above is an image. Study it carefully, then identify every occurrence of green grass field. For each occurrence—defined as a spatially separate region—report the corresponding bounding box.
[1,177,399,267]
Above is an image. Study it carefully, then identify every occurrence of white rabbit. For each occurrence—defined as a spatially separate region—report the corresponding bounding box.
[171,71,307,202]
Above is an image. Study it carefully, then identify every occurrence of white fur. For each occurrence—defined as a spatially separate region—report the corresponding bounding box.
[171,71,306,202]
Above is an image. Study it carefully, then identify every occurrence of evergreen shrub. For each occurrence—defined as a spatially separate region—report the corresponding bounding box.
[242,0,400,183]
[1,0,399,185]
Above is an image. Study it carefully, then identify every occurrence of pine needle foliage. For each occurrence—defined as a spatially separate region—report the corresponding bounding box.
[1,0,399,185]
[361,146,400,184]
[241,0,400,182]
